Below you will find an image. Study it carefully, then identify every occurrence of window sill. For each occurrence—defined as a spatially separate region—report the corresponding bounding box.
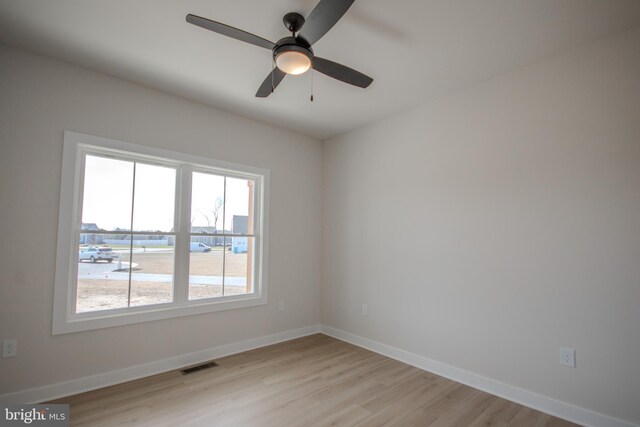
[53,294,267,335]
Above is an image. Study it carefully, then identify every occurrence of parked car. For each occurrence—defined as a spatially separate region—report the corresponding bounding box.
[79,246,117,263]
[190,242,211,253]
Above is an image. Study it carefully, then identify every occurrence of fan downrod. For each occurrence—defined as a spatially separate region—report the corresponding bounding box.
[283,12,305,34]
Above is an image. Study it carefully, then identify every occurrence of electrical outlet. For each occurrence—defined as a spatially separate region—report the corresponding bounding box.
[277,301,285,312]
[361,304,368,316]
[2,339,17,358]
[560,347,575,368]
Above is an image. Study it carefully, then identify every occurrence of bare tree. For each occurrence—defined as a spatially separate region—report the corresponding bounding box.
[199,210,212,226]
[212,197,223,231]
[193,198,223,230]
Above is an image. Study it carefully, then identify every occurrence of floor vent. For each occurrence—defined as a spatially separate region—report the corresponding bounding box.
[180,361,218,375]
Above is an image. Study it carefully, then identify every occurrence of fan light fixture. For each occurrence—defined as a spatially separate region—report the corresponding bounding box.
[276,50,311,75]
[185,1,374,98]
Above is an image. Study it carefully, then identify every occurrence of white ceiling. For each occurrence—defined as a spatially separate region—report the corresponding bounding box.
[1,0,639,140]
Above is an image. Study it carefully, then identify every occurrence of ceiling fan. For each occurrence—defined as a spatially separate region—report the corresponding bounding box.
[186,0,373,98]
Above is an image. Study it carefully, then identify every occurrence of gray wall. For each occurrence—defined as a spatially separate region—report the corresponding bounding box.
[0,44,322,393]
[322,27,640,424]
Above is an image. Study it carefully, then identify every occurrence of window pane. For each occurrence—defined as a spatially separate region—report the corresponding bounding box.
[76,234,129,313]
[129,240,175,307]
[224,237,254,296]
[191,172,225,234]
[188,236,224,300]
[81,155,133,232]
[132,163,176,233]
[224,177,254,235]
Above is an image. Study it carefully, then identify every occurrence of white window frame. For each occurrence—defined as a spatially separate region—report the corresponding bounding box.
[52,131,269,334]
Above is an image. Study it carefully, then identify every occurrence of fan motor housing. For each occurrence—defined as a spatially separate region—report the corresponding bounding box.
[274,37,313,60]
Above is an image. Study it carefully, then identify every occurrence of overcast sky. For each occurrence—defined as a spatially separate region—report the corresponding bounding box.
[81,155,250,233]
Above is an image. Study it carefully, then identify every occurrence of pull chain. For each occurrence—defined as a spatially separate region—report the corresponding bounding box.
[310,69,314,102]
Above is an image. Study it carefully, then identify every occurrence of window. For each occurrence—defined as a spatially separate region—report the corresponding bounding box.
[53,132,269,334]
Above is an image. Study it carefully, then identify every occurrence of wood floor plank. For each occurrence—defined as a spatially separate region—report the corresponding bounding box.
[46,334,581,427]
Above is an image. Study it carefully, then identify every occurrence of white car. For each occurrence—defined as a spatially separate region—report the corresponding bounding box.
[79,246,117,263]
[190,242,211,253]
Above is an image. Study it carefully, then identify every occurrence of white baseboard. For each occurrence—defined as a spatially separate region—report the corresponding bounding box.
[320,325,637,427]
[0,324,321,404]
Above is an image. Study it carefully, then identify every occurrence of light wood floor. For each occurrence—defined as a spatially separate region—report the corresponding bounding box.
[50,334,580,426]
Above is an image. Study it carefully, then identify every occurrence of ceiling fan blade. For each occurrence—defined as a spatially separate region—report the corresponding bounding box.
[255,68,287,98]
[312,57,373,88]
[298,0,356,46]
[186,14,276,50]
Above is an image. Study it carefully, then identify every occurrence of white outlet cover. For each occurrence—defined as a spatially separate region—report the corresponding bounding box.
[560,347,575,368]
[2,339,17,358]
[361,304,368,316]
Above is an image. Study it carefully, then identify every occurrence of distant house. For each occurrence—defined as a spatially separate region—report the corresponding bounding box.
[83,225,175,246]
[190,226,223,247]
[80,223,103,245]
[232,216,248,254]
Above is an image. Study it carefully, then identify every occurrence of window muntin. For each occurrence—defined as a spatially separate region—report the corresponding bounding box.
[53,132,269,334]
